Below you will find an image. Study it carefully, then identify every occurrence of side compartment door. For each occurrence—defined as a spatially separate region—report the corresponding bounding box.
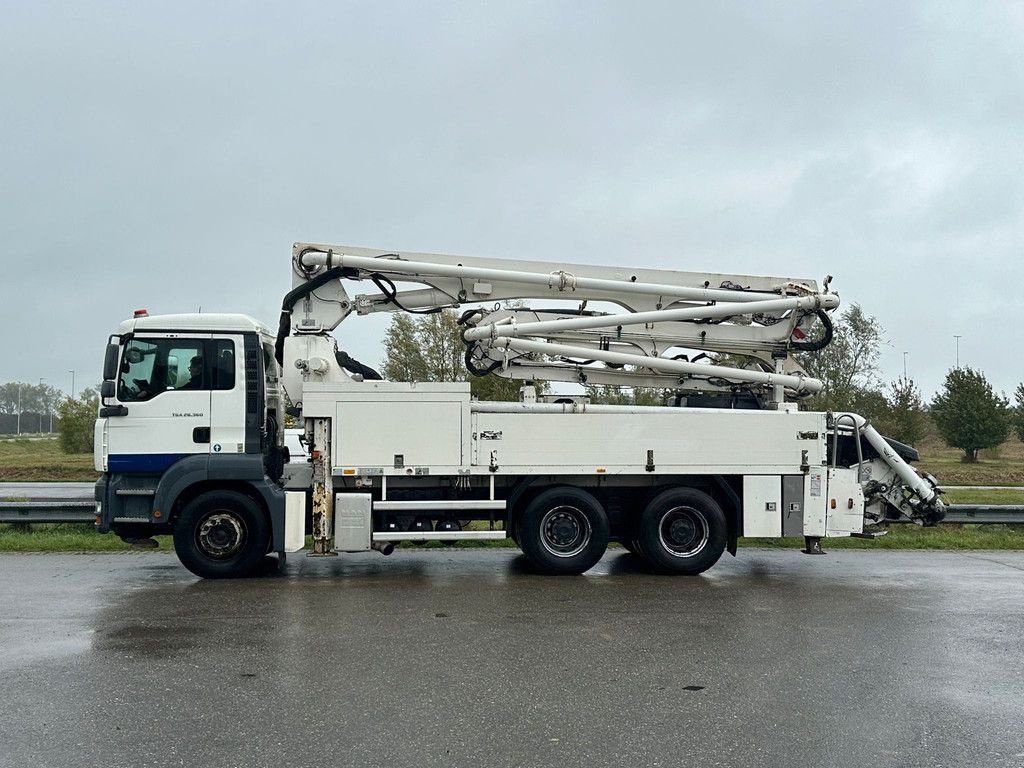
[825,467,866,536]
[106,335,212,473]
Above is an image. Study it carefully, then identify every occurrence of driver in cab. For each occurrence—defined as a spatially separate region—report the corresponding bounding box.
[180,356,203,390]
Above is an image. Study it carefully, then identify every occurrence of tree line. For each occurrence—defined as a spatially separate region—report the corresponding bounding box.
[0,382,98,453]
[799,304,1020,462]
[0,382,65,434]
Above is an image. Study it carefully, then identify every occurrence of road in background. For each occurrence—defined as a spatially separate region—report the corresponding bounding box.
[1,549,1022,768]
[0,482,93,499]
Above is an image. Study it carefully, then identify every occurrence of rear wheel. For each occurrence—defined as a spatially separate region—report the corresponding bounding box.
[518,487,609,575]
[173,490,270,579]
[636,488,726,575]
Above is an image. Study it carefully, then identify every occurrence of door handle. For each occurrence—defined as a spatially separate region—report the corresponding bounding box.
[193,427,210,443]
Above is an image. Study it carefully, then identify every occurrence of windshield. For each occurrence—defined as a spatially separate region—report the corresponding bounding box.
[118,337,234,401]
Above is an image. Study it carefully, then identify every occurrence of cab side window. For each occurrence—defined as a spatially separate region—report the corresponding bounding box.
[118,338,205,401]
[211,339,235,390]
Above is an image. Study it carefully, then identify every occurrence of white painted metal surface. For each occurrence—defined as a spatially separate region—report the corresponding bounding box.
[462,295,838,341]
[374,500,506,511]
[335,492,372,552]
[373,530,507,542]
[743,476,783,537]
[284,492,306,553]
[492,337,822,394]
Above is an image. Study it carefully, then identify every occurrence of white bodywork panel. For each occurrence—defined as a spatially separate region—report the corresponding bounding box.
[284,492,306,553]
[825,468,866,537]
[743,476,783,537]
[804,467,828,537]
[471,408,820,475]
[302,381,471,474]
[335,493,372,552]
[336,400,464,468]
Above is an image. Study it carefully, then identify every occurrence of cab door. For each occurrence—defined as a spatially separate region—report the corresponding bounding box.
[207,335,249,456]
[106,334,212,473]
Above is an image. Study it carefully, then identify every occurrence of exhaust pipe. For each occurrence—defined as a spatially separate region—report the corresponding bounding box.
[372,542,395,556]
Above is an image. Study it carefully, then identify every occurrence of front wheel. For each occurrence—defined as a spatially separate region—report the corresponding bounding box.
[173,490,270,579]
[518,487,609,575]
[636,488,727,575]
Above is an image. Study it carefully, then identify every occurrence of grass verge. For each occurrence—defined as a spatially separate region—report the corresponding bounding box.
[0,524,170,552]
[0,437,97,482]
[941,488,1024,505]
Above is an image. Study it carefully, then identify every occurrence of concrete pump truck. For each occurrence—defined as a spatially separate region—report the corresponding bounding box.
[93,243,945,578]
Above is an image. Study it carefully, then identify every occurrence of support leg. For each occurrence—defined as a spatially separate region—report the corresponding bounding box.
[308,417,337,557]
[802,536,825,555]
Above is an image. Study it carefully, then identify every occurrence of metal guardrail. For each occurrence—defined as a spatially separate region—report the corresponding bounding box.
[944,505,1024,524]
[0,501,94,524]
[1,500,1023,525]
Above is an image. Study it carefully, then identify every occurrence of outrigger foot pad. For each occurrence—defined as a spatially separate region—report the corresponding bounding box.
[802,536,825,555]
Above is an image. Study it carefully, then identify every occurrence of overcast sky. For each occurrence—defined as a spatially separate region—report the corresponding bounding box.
[2,1,1021,400]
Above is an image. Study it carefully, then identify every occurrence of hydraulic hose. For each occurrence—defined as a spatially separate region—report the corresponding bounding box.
[275,266,353,366]
[790,310,834,352]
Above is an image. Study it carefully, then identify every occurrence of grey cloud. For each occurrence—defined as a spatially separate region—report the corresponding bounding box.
[1,0,1021,399]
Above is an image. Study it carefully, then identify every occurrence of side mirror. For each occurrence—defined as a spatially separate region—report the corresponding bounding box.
[101,380,116,399]
[103,343,120,381]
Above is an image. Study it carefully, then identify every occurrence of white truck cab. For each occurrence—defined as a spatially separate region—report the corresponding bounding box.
[95,312,289,564]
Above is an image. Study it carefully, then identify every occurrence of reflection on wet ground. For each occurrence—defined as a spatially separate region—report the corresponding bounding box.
[1,549,1023,768]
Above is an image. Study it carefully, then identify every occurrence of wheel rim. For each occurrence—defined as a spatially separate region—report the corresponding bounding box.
[539,505,592,558]
[658,506,709,558]
[196,511,247,559]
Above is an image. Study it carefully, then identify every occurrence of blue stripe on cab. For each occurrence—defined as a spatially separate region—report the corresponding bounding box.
[107,454,192,473]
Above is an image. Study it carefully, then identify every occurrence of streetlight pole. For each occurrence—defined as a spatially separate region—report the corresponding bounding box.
[953,335,962,368]
[40,377,53,433]
[903,352,908,379]
[16,384,22,435]
[39,378,45,434]
[68,370,76,399]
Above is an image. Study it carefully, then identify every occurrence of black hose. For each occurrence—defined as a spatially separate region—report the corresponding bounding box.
[370,273,444,315]
[465,346,503,377]
[275,266,352,366]
[335,350,382,380]
[790,310,834,352]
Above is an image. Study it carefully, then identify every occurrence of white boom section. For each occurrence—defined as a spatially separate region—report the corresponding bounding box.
[462,295,838,341]
[299,249,809,306]
[288,242,836,400]
[490,337,823,394]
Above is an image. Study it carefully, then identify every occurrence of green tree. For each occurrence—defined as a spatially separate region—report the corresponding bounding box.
[873,376,927,445]
[931,368,1010,463]
[381,313,429,382]
[798,303,884,414]
[1014,383,1024,444]
[381,310,529,401]
[57,387,99,453]
[586,385,667,406]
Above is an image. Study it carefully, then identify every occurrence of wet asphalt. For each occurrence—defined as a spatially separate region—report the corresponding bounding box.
[1,548,1022,768]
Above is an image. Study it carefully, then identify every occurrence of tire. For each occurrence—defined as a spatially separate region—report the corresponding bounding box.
[636,488,727,575]
[518,487,609,575]
[173,490,270,579]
